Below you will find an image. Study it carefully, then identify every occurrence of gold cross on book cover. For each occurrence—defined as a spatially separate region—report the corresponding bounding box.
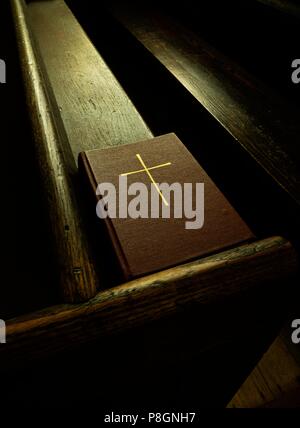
[79,133,254,280]
[121,154,172,206]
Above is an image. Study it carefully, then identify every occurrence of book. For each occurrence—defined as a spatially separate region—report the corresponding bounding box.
[78,133,254,279]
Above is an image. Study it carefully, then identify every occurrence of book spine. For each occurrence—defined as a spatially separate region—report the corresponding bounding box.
[78,152,132,280]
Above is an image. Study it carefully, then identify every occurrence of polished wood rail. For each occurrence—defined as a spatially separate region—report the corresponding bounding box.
[11,0,98,302]
[12,0,152,302]
[26,0,152,161]
[1,236,299,368]
[108,0,300,207]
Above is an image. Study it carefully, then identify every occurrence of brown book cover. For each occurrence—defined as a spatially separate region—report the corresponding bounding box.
[79,133,254,279]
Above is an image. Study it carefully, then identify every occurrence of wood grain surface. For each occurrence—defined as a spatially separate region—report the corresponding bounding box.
[11,0,153,302]
[27,0,152,162]
[109,2,300,207]
[4,2,300,404]
[228,335,300,408]
[0,236,298,368]
[11,0,99,302]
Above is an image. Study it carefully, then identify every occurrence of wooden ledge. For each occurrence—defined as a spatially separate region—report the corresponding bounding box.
[11,0,152,302]
[1,236,298,367]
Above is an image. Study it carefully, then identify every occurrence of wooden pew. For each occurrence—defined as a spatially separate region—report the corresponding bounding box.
[2,236,297,366]
[1,0,299,407]
[68,0,300,248]
[228,335,300,408]
[0,0,60,319]
[106,0,300,208]
[13,0,152,303]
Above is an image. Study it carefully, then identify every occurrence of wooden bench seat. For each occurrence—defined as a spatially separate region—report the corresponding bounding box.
[1,0,299,407]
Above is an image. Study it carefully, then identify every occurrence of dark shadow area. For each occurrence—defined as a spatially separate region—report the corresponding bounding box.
[0,274,295,409]
[162,0,300,111]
